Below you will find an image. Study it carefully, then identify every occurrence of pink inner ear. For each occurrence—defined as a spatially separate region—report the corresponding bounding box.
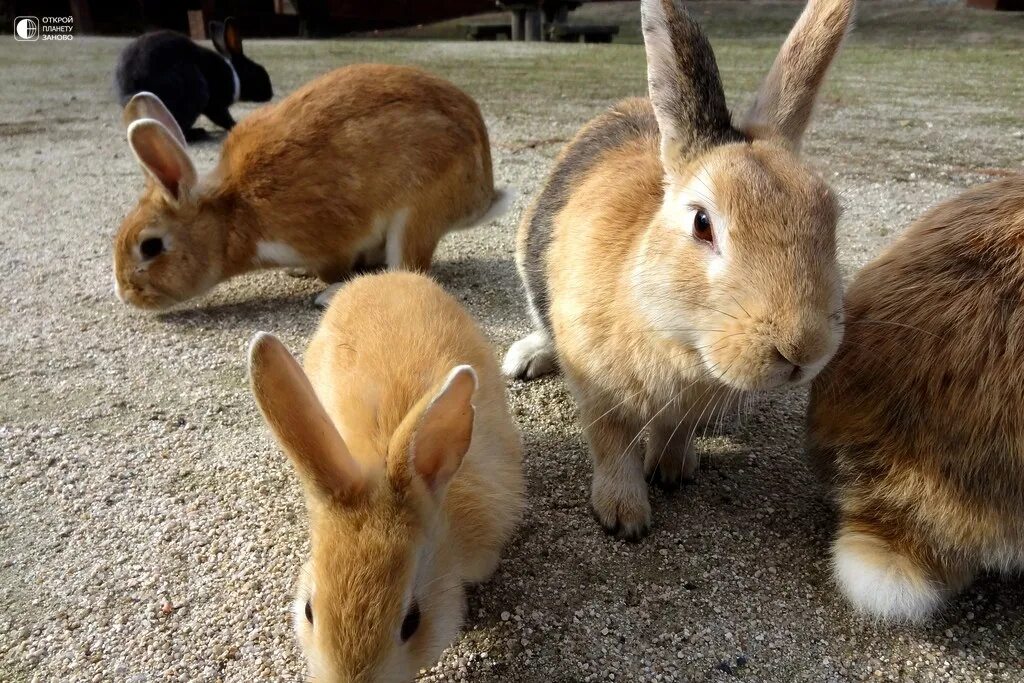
[226,24,242,54]
[131,123,187,201]
[147,151,182,199]
[412,367,477,492]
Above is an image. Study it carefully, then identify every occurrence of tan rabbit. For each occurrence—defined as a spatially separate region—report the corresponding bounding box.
[114,64,507,310]
[247,271,524,681]
[807,175,1024,621]
[503,0,853,540]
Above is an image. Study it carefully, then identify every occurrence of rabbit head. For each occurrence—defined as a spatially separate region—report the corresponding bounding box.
[248,332,479,682]
[632,0,852,390]
[211,18,272,103]
[113,93,229,310]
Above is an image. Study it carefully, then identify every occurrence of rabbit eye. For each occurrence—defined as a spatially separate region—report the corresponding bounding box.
[304,600,313,625]
[400,601,420,642]
[140,237,164,260]
[693,209,713,244]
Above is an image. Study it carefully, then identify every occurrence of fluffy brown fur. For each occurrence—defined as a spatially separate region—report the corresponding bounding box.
[248,272,524,681]
[504,0,853,540]
[807,175,1024,621]
[114,65,498,310]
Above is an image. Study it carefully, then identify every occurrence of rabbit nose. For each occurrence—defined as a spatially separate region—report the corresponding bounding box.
[774,324,830,371]
[772,345,802,373]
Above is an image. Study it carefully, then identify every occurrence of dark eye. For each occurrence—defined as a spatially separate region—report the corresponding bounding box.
[140,237,164,260]
[304,600,313,625]
[693,209,713,244]
[400,601,420,642]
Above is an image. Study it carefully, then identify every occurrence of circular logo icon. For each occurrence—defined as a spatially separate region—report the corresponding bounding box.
[15,17,39,40]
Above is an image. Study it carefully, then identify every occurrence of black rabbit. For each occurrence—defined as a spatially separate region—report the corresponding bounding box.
[114,18,272,142]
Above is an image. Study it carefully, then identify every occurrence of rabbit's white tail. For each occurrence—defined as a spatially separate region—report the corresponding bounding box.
[461,186,519,230]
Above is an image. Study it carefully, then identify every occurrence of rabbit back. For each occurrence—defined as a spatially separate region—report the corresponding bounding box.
[517,97,666,335]
[115,31,210,132]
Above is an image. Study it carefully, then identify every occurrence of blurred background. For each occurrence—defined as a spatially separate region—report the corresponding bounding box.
[3,0,1018,39]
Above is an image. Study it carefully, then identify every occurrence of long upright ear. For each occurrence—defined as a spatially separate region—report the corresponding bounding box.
[122,92,186,147]
[213,17,244,56]
[401,365,478,494]
[127,119,197,203]
[739,0,855,150]
[209,20,229,57]
[248,332,364,500]
[225,18,244,54]
[641,0,733,175]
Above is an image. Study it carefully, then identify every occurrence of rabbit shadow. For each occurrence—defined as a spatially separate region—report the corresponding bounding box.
[762,392,1024,657]
[430,255,528,340]
[155,289,318,332]
[146,253,521,332]
[481,384,1024,668]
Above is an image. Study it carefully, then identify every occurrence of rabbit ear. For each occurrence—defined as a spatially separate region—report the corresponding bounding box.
[248,332,364,501]
[127,119,196,204]
[122,92,186,147]
[392,365,477,495]
[209,20,229,57]
[641,0,733,175]
[224,18,244,54]
[739,0,855,150]
[213,17,244,56]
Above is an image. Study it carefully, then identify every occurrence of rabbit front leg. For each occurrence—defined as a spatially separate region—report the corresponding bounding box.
[388,207,443,273]
[644,411,699,491]
[583,403,651,541]
[204,107,236,132]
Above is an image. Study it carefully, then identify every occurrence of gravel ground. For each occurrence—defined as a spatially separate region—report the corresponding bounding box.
[1,3,1023,681]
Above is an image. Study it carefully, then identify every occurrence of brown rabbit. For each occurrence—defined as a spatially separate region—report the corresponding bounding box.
[248,272,524,680]
[807,175,1024,621]
[503,0,854,539]
[114,65,506,310]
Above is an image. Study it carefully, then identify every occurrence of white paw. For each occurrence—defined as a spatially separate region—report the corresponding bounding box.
[314,283,343,309]
[502,331,557,380]
[833,531,945,622]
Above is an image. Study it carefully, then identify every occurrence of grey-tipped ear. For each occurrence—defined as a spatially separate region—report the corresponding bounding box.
[739,0,856,150]
[122,92,186,147]
[641,0,733,175]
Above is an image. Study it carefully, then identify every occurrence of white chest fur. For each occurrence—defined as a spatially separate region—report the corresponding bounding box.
[223,57,240,104]
[256,241,305,267]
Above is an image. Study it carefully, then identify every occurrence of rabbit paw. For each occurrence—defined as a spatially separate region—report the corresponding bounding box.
[314,284,343,309]
[590,470,651,542]
[502,331,557,380]
[285,268,316,279]
[644,439,698,492]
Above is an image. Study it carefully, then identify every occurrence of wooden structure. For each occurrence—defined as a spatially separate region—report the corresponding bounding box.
[475,0,617,42]
[42,0,500,36]
[966,0,1023,8]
